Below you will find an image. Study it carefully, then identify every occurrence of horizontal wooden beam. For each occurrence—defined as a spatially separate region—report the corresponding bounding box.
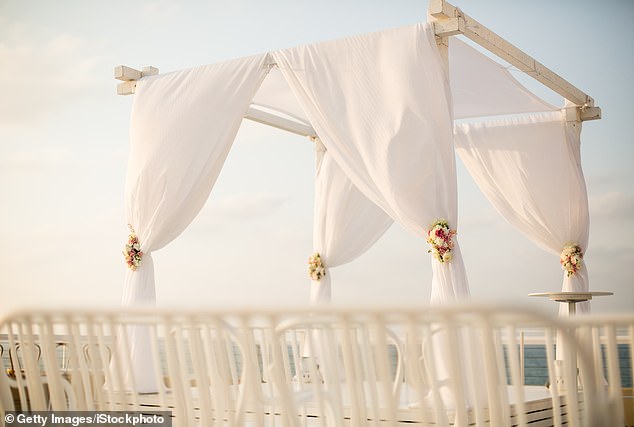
[114,65,141,81]
[114,64,317,137]
[141,66,159,77]
[113,65,160,95]
[245,107,316,138]
[115,1,603,127]
[429,0,601,121]
[579,106,601,121]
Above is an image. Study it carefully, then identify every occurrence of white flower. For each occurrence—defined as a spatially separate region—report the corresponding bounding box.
[308,253,326,281]
[560,243,583,277]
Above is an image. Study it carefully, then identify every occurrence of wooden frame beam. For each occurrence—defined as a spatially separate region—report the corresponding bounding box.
[114,66,158,96]
[116,1,600,123]
[244,107,317,138]
[114,65,318,138]
[429,0,601,121]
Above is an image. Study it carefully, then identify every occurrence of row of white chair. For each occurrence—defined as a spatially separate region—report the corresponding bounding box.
[0,305,630,426]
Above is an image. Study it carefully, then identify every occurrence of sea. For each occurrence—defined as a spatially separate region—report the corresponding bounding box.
[1,338,631,388]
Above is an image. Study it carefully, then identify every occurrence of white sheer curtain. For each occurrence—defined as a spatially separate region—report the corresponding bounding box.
[454,111,590,312]
[449,38,557,120]
[122,54,271,391]
[273,23,469,303]
[310,138,393,303]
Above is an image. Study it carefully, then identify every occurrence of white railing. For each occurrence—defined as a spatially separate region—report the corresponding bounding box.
[0,305,628,426]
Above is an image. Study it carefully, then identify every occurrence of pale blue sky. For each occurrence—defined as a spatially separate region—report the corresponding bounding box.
[1,1,632,315]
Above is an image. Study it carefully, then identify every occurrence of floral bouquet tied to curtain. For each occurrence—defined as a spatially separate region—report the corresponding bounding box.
[124,224,143,271]
[427,219,456,263]
[560,243,583,277]
[308,253,326,281]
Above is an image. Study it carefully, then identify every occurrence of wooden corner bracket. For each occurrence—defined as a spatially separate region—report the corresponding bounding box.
[114,65,159,95]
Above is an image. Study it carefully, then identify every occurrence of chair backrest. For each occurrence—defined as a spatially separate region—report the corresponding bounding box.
[0,306,623,427]
[565,313,634,427]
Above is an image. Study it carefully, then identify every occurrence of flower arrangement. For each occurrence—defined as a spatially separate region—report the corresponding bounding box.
[560,243,583,277]
[123,224,143,271]
[426,218,456,263]
[308,253,326,281]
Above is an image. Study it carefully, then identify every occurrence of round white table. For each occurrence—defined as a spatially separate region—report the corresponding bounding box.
[529,291,613,390]
[528,291,613,315]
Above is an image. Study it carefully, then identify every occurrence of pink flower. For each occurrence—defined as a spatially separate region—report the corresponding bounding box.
[426,219,457,263]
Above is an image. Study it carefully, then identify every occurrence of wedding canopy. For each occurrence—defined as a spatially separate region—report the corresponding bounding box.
[119,21,593,391]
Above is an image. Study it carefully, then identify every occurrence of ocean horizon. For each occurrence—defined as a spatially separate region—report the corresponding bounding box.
[1,337,631,389]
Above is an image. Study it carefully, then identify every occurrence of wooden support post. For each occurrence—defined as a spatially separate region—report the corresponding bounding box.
[435,35,450,71]
[429,0,601,121]
[116,81,137,96]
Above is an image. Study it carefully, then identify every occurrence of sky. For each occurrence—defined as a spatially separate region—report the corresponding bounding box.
[0,0,632,316]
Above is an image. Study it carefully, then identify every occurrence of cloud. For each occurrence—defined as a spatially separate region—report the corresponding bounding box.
[142,0,184,22]
[214,193,287,217]
[589,191,634,219]
[458,210,500,230]
[586,174,614,189]
[204,193,288,224]
[1,147,72,169]
[590,244,634,259]
[0,23,103,125]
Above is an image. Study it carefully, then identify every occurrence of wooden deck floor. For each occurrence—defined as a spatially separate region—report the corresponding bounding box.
[126,385,568,426]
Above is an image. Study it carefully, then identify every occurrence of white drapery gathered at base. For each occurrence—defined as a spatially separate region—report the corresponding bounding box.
[310,138,393,303]
[454,111,590,313]
[273,23,473,411]
[273,23,470,305]
[122,54,271,392]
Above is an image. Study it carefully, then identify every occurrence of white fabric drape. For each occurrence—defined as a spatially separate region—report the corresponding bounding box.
[310,139,393,303]
[448,39,557,119]
[122,54,271,391]
[251,37,558,126]
[454,112,590,311]
[274,23,469,303]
